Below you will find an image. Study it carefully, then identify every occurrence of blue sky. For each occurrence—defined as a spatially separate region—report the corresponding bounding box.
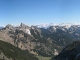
[0,0,80,26]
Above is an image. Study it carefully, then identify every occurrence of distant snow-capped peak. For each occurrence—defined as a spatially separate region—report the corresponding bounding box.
[35,23,80,31]
[36,23,74,29]
[36,23,56,28]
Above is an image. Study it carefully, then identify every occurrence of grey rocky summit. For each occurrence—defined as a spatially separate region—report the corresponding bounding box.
[20,23,29,29]
[5,24,14,30]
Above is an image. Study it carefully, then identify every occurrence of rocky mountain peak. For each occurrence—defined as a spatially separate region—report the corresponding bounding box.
[20,23,29,29]
[48,26,56,33]
[20,23,26,27]
[5,24,14,30]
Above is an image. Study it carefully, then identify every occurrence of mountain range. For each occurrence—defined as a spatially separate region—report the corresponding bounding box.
[0,23,80,60]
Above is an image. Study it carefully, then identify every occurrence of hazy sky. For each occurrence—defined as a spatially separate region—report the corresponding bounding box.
[0,0,80,26]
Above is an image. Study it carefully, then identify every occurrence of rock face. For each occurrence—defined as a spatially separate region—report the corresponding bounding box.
[51,41,80,60]
[0,52,9,60]
[1,23,80,56]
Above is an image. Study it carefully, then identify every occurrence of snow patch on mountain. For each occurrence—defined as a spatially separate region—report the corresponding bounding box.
[36,23,57,29]
[54,49,58,55]
[36,23,74,29]
[25,29,31,35]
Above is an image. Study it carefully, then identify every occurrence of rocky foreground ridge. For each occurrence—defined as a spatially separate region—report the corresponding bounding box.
[51,41,80,60]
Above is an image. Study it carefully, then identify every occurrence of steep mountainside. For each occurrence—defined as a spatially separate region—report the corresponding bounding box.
[0,40,38,60]
[0,23,80,57]
[51,41,80,60]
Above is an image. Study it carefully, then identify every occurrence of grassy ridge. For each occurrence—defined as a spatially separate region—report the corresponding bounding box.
[0,40,38,60]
